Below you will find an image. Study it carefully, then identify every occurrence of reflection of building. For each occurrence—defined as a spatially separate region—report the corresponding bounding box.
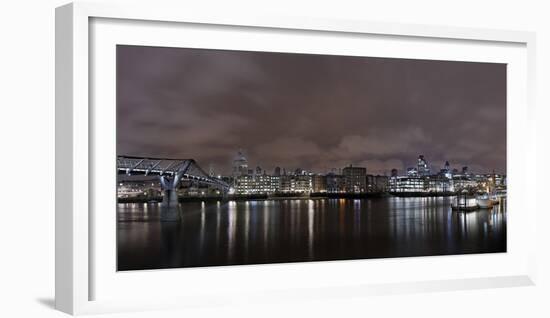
[343,165,367,193]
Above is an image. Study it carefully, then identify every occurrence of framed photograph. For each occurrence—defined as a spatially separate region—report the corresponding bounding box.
[56,2,537,315]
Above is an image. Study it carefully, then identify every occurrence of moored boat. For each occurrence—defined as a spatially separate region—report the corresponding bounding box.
[476,193,493,209]
[452,194,478,211]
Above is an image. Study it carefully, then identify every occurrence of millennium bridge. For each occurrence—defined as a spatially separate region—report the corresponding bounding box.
[117,155,230,221]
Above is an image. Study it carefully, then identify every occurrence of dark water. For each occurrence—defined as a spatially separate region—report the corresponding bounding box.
[117,197,506,271]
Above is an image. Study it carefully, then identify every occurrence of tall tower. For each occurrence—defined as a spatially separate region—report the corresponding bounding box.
[442,161,452,179]
[417,155,430,176]
[232,150,248,177]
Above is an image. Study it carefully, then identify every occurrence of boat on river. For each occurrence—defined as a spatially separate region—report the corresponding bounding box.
[452,194,478,212]
[476,193,493,209]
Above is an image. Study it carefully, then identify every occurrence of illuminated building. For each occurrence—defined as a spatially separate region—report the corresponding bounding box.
[452,173,477,190]
[221,152,507,197]
[234,174,274,194]
[407,167,418,177]
[426,176,454,193]
[295,175,312,193]
[280,174,312,193]
[117,176,161,198]
[271,175,281,193]
[280,175,293,192]
[417,155,430,176]
[439,160,452,179]
[118,182,156,198]
[389,176,426,193]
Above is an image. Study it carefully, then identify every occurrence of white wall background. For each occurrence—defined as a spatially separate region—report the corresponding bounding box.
[0,0,548,317]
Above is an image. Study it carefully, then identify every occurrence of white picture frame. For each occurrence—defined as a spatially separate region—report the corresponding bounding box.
[55,1,537,315]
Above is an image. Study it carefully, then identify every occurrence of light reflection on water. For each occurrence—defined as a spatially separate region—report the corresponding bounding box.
[117,197,506,271]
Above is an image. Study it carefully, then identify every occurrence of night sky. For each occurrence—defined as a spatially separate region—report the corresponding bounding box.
[117,45,506,176]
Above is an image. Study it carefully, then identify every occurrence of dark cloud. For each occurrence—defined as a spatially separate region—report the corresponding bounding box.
[117,45,506,175]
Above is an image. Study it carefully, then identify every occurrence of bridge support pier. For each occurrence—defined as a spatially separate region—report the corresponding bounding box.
[160,189,181,221]
[160,174,182,222]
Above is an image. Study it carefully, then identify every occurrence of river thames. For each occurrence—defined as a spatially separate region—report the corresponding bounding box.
[117,197,506,271]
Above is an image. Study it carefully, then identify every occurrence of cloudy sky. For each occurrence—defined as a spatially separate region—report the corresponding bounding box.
[117,45,506,175]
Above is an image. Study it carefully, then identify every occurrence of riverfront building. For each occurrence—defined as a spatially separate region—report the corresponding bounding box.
[118,181,161,199]
[312,174,328,193]
[280,174,313,194]
[225,160,390,196]
[326,173,346,193]
[117,151,504,199]
[389,176,426,193]
[234,174,274,194]
[343,165,367,193]
[117,175,162,199]
[369,175,390,193]
[270,175,281,193]
[388,155,505,195]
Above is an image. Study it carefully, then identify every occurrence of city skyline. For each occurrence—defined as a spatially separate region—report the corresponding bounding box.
[216,150,498,177]
[117,45,506,175]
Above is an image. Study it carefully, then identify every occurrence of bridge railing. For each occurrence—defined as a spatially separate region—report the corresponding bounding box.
[117,156,230,190]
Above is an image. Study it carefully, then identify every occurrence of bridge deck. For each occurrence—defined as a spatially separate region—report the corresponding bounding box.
[117,156,229,190]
